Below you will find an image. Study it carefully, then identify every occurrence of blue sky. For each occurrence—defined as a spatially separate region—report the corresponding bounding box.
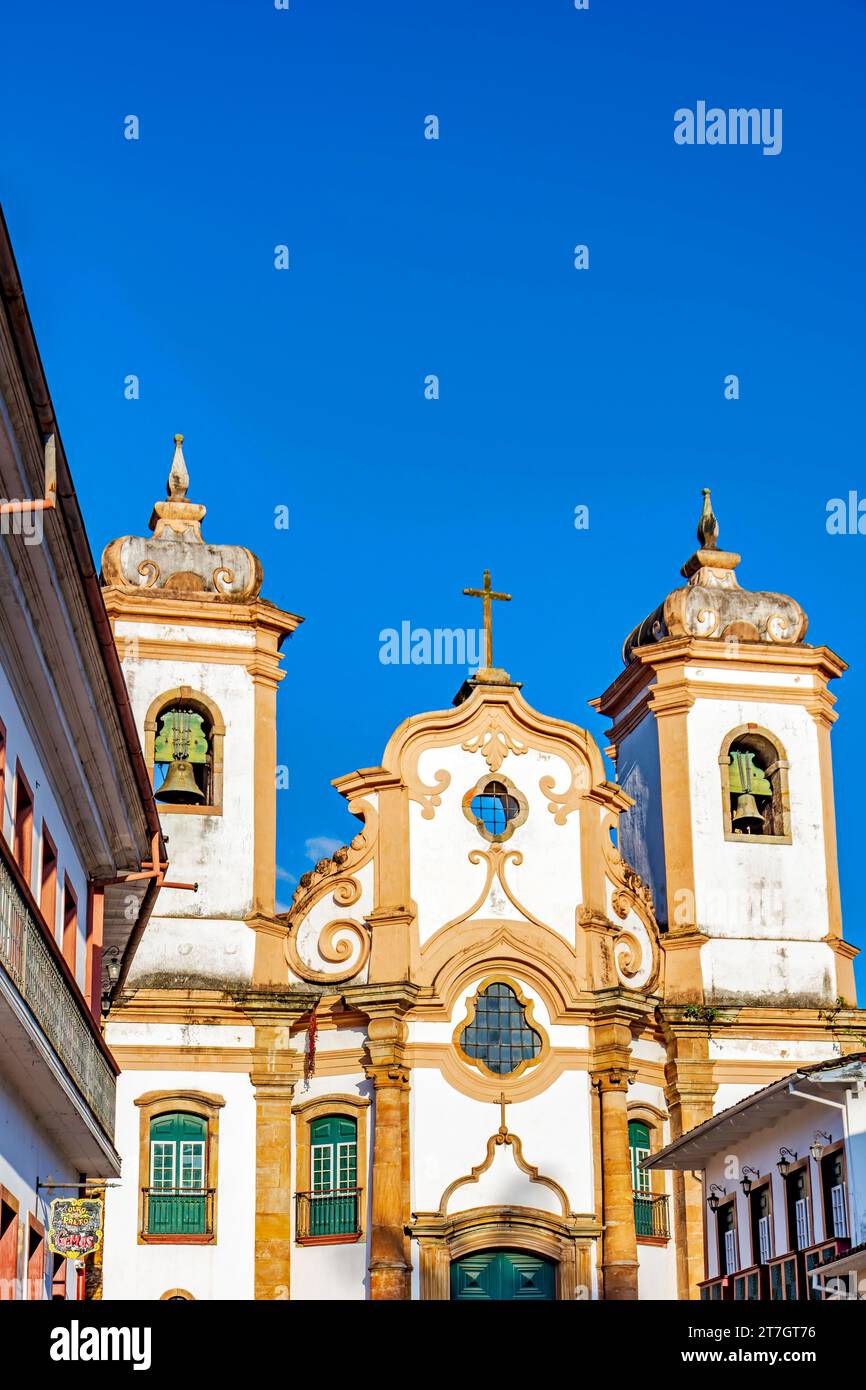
[2,1,865,987]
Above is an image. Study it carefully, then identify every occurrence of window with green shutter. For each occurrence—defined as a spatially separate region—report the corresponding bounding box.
[305,1115,359,1238]
[629,1120,655,1238]
[147,1113,209,1236]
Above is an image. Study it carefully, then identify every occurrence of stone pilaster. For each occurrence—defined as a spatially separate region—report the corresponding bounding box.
[247,1009,309,1301]
[659,1014,717,1300]
[591,1005,643,1301]
[251,1072,296,1300]
[358,999,414,1300]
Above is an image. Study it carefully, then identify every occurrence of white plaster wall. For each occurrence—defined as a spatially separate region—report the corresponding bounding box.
[411,1068,594,1215]
[709,1037,840,1066]
[637,1239,678,1299]
[102,1068,256,1301]
[0,1075,77,1298]
[126,914,256,989]
[290,1071,372,1301]
[119,650,256,923]
[0,660,89,991]
[412,742,583,946]
[688,696,827,937]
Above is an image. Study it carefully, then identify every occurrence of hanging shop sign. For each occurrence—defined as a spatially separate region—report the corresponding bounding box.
[47,1197,103,1259]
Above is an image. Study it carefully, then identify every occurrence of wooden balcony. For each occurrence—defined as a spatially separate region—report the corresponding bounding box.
[295,1188,363,1244]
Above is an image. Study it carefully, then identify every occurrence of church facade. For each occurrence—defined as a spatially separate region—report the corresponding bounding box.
[99,441,862,1301]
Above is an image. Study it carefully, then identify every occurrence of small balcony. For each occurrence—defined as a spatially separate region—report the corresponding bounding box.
[0,835,118,1169]
[142,1188,215,1242]
[295,1188,363,1244]
[633,1191,670,1242]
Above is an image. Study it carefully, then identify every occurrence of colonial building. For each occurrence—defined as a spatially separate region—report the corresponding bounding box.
[99,446,864,1301]
[0,210,165,1300]
[646,1052,866,1301]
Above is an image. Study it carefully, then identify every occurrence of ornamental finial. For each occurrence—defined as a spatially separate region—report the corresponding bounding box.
[168,433,189,500]
[697,487,719,550]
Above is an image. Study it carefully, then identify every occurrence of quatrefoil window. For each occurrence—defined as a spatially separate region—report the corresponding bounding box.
[454,978,544,1078]
[462,774,528,844]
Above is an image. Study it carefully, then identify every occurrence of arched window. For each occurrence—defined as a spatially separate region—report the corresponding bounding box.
[455,978,545,1078]
[146,1113,209,1237]
[300,1115,360,1240]
[136,1090,222,1244]
[143,688,225,815]
[628,1108,671,1243]
[153,705,212,805]
[629,1120,651,1196]
[719,726,791,844]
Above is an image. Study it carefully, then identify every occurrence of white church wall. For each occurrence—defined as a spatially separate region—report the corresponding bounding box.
[126,914,256,989]
[412,742,583,946]
[102,1068,256,1302]
[290,1070,371,1302]
[411,1068,593,1216]
[709,1037,840,1067]
[637,1240,678,1300]
[685,692,834,1003]
[119,647,256,922]
[688,695,828,940]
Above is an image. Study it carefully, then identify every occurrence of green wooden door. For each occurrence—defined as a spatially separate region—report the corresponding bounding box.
[309,1115,358,1237]
[450,1250,556,1300]
[148,1112,207,1235]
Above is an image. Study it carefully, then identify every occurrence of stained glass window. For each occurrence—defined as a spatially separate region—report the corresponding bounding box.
[459,982,542,1075]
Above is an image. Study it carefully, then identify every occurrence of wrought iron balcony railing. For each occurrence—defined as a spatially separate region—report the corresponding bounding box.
[0,839,116,1136]
[296,1188,362,1242]
[142,1188,215,1239]
[633,1190,671,1240]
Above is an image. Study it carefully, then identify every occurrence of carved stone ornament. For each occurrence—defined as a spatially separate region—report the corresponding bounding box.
[622,489,808,662]
[101,435,264,600]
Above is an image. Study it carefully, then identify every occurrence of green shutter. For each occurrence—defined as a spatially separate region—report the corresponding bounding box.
[308,1116,358,1237]
[148,1113,207,1235]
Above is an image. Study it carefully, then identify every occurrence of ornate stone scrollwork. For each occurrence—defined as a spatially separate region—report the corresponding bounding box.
[461,713,528,773]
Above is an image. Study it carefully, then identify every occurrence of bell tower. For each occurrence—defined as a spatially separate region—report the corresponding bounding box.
[594,490,857,1008]
[100,434,303,989]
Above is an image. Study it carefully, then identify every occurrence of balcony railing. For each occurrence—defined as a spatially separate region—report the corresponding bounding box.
[633,1191,671,1241]
[0,840,116,1136]
[142,1188,215,1239]
[296,1188,362,1242]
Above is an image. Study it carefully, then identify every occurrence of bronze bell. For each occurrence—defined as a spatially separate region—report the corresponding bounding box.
[732,792,764,835]
[156,758,204,804]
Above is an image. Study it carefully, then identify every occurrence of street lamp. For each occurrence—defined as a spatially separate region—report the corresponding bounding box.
[707,1183,727,1212]
[810,1131,832,1162]
[777,1147,798,1179]
[740,1166,761,1196]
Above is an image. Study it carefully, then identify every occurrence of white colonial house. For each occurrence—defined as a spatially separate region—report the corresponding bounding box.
[0,208,165,1300]
[646,1052,866,1300]
[98,448,864,1301]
